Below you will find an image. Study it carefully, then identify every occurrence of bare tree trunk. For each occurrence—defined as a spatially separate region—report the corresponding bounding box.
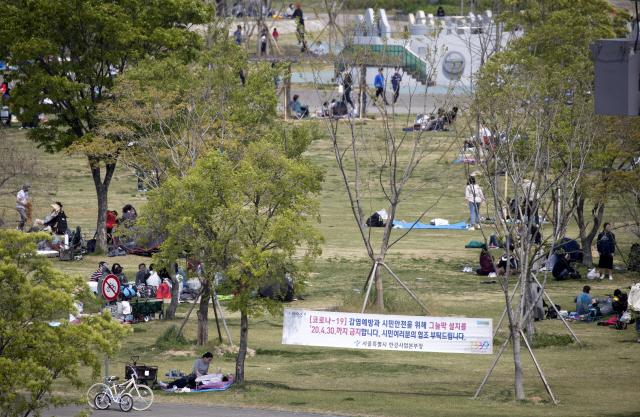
[90,160,116,253]
[196,284,211,346]
[575,196,604,267]
[166,275,180,319]
[512,329,525,399]
[524,273,535,340]
[235,311,248,382]
[374,261,384,310]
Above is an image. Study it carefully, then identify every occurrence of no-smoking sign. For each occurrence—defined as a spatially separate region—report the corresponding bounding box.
[100,274,121,301]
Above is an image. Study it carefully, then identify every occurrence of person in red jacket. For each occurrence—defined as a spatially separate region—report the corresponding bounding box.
[477,247,495,276]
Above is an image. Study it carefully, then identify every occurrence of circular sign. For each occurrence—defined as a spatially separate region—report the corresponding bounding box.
[443,51,466,75]
[101,275,121,301]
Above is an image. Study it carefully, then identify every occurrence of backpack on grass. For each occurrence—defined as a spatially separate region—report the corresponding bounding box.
[56,211,68,234]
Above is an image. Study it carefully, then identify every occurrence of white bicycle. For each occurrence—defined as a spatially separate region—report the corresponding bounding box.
[93,376,133,412]
[86,364,154,411]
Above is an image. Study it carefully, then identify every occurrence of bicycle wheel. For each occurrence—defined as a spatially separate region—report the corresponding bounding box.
[120,394,133,412]
[94,393,111,410]
[130,384,154,411]
[86,383,107,408]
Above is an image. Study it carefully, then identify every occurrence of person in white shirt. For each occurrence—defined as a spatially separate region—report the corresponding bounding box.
[521,177,541,224]
[16,183,30,231]
[146,266,162,288]
[464,176,484,230]
[286,4,294,18]
[117,293,133,322]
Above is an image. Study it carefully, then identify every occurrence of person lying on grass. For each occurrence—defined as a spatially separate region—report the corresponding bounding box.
[157,352,222,389]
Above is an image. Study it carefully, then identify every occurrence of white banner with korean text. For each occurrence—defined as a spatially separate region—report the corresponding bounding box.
[282,309,493,354]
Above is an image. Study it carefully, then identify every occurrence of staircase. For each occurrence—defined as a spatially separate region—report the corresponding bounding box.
[339,44,434,86]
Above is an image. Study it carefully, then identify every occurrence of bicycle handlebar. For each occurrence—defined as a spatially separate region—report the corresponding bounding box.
[127,364,139,380]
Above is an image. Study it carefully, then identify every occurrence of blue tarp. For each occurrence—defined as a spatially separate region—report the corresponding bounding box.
[392,221,467,230]
[162,382,233,393]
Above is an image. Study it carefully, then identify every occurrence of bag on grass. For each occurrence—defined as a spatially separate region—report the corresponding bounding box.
[587,268,597,280]
[365,212,384,227]
[84,239,96,254]
[56,211,68,234]
[186,278,202,291]
[620,311,632,324]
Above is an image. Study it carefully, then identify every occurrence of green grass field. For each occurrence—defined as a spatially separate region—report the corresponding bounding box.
[2,114,640,417]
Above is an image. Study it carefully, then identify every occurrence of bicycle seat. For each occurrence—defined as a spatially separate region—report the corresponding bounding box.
[107,376,120,382]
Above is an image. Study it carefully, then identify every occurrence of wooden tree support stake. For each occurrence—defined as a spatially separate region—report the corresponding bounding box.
[519,329,558,405]
[361,262,379,313]
[213,288,234,346]
[380,262,431,315]
[473,332,512,400]
[531,273,581,345]
[493,274,521,339]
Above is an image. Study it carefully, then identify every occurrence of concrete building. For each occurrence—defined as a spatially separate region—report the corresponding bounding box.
[347,8,520,88]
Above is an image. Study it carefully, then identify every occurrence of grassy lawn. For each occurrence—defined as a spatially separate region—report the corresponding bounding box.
[2,113,640,417]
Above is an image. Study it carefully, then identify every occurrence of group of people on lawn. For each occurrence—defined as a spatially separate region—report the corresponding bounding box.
[465,173,627,314]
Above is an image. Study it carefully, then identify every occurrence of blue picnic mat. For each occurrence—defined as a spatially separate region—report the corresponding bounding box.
[163,382,233,392]
[392,221,467,230]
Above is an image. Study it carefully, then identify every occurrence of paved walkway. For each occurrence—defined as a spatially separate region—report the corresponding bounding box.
[278,90,472,116]
[43,403,341,417]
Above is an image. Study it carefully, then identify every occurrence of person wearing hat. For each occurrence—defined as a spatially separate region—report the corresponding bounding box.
[292,4,305,47]
[33,202,62,230]
[16,183,30,231]
[90,262,111,282]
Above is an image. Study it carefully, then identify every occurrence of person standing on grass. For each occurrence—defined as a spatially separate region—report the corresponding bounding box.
[260,29,267,56]
[521,176,540,223]
[391,67,404,106]
[15,183,30,231]
[464,176,484,230]
[272,28,279,42]
[597,222,616,280]
[343,69,354,108]
[293,4,305,49]
[233,25,242,46]
[374,68,388,105]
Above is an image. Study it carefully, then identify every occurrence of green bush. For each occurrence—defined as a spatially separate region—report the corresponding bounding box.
[531,332,575,348]
[154,324,191,350]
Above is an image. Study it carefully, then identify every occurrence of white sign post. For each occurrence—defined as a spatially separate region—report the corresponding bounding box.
[283,309,493,354]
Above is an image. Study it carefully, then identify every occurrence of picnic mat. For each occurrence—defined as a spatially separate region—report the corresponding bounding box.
[392,221,467,230]
[454,158,485,163]
[163,380,233,392]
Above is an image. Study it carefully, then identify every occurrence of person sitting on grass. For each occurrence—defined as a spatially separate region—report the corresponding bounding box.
[90,262,110,282]
[290,95,309,118]
[157,352,222,389]
[552,253,580,280]
[111,263,128,286]
[33,202,62,230]
[116,293,133,323]
[573,285,595,318]
[497,251,518,276]
[477,247,495,276]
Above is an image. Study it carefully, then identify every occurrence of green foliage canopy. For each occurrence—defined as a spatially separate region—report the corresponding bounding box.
[0,230,131,417]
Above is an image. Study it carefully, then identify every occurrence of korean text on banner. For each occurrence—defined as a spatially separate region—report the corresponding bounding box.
[282,309,492,354]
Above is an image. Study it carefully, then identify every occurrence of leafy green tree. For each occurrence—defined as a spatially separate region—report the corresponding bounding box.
[99,39,282,318]
[0,0,215,251]
[0,230,131,417]
[140,133,324,382]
